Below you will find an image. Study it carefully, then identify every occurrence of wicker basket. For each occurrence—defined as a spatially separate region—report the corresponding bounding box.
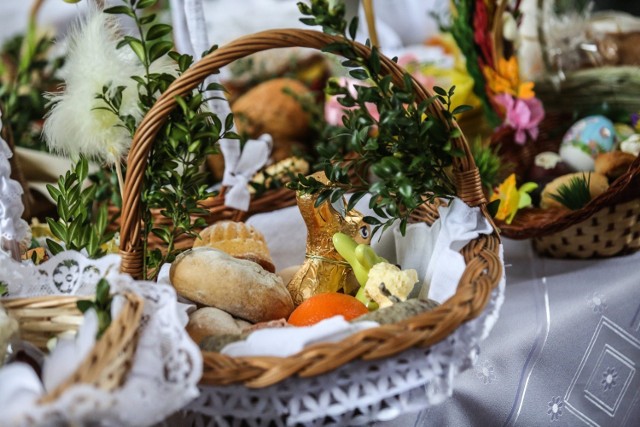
[1,291,144,403]
[117,28,502,388]
[492,1,640,258]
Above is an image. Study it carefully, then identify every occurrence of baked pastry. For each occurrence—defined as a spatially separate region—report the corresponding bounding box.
[232,78,312,162]
[186,307,251,345]
[594,151,636,180]
[540,172,609,209]
[193,221,275,273]
[170,247,294,323]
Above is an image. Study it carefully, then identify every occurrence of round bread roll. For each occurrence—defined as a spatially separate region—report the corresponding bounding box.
[594,151,636,180]
[232,78,312,161]
[186,307,251,345]
[170,247,294,323]
[193,221,275,273]
[540,172,609,209]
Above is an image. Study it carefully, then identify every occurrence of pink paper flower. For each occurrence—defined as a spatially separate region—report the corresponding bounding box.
[494,93,545,144]
[324,77,379,126]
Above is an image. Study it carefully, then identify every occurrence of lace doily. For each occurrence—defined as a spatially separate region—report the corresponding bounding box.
[167,246,505,426]
[0,251,202,427]
[0,112,29,245]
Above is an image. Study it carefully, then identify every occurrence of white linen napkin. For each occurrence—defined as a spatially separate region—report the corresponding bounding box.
[419,198,494,303]
[221,316,379,358]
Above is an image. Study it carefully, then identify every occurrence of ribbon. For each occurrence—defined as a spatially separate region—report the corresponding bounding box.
[170,0,273,211]
[220,134,273,211]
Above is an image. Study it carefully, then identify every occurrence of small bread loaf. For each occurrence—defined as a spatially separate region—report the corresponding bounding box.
[594,151,636,180]
[194,221,275,273]
[170,247,294,323]
[186,307,251,345]
[540,172,609,209]
[232,78,312,161]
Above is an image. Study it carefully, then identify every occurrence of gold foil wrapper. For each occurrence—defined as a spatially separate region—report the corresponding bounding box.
[287,172,371,306]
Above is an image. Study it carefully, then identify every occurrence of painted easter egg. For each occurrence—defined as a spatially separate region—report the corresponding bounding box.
[559,115,615,171]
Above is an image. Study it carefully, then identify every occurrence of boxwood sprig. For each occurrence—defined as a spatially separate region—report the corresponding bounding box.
[291,0,467,236]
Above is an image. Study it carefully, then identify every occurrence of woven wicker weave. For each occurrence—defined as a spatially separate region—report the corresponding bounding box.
[2,295,82,350]
[2,291,144,402]
[118,28,502,388]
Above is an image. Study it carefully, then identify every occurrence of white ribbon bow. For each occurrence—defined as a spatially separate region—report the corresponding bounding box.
[170,0,273,211]
[220,134,273,211]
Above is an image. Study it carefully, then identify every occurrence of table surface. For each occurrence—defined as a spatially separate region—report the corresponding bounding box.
[377,238,640,427]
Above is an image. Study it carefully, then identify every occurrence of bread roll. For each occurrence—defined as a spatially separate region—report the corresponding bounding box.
[193,221,275,273]
[186,307,251,345]
[594,151,636,180]
[232,78,312,161]
[170,248,294,323]
[540,172,609,209]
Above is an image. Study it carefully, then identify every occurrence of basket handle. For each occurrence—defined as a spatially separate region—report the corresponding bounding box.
[119,29,487,277]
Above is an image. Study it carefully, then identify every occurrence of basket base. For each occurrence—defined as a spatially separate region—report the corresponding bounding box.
[532,199,640,258]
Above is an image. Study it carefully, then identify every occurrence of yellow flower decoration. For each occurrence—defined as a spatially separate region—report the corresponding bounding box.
[483,57,534,100]
[490,173,538,224]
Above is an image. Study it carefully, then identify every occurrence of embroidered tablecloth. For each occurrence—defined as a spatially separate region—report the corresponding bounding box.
[382,238,640,426]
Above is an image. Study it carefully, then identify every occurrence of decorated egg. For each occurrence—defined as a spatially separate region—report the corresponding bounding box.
[559,115,615,171]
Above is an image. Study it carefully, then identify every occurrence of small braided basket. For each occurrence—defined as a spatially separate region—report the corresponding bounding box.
[118,28,502,388]
[2,291,144,402]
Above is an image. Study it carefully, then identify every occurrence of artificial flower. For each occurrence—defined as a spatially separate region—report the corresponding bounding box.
[43,10,174,164]
[483,56,534,100]
[473,0,493,67]
[490,173,538,224]
[494,93,544,144]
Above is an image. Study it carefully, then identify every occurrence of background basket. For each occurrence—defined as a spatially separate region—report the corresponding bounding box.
[1,290,143,403]
[486,1,640,258]
[118,28,502,388]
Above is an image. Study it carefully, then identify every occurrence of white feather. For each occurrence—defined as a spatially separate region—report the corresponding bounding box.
[44,9,176,164]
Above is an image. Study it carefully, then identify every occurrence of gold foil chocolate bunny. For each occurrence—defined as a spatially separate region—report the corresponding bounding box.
[287,172,371,306]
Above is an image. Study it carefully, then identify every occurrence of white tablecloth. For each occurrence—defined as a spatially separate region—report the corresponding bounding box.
[379,238,640,426]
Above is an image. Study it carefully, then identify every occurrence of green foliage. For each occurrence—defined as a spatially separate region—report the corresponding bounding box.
[101,1,229,279]
[470,138,504,193]
[0,281,7,297]
[290,0,462,236]
[549,174,592,210]
[45,157,114,258]
[0,29,64,151]
[76,278,112,339]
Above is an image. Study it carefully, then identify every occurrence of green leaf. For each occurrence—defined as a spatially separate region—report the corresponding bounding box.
[96,278,110,305]
[346,191,367,212]
[103,6,135,17]
[487,199,501,218]
[76,299,94,313]
[136,0,158,8]
[126,37,147,64]
[433,86,447,96]
[349,69,368,80]
[146,24,173,41]
[451,105,473,115]
[149,41,173,63]
[46,238,64,255]
[348,16,359,40]
[363,216,381,225]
